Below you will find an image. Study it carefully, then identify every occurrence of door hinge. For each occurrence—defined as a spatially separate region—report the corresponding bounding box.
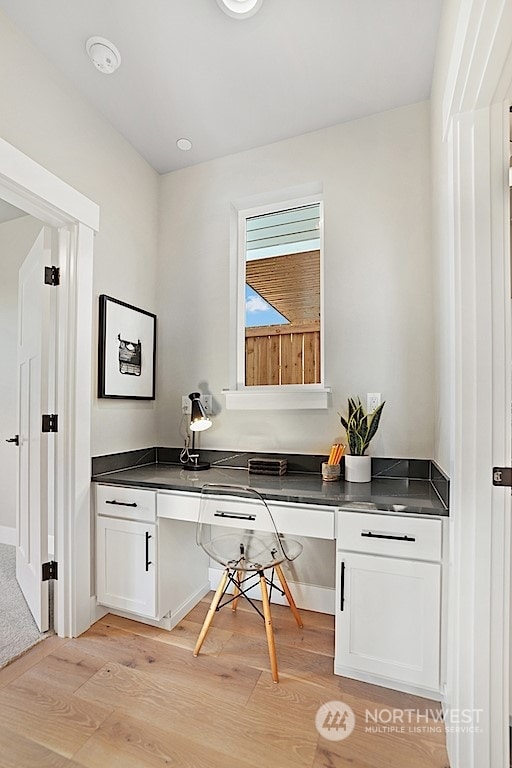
[44,266,60,286]
[42,560,58,581]
[492,467,512,486]
[42,414,58,433]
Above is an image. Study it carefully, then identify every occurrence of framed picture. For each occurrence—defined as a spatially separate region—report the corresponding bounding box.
[98,294,156,399]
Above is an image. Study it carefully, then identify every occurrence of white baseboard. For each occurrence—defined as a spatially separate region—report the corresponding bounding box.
[0,526,16,546]
[166,582,211,628]
[208,567,335,615]
[334,662,443,701]
[0,528,53,551]
[89,581,211,633]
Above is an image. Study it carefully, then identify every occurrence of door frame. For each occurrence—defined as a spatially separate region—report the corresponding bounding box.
[438,2,512,766]
[0,136,99,638]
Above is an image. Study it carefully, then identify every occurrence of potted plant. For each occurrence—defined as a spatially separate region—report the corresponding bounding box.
[339,397,385,482]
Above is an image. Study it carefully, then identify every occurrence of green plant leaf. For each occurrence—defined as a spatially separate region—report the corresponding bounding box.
[339,397,385,455]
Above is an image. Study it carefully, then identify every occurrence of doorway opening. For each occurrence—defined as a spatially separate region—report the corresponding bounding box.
[0,205,57,665]
[0,136,98,641]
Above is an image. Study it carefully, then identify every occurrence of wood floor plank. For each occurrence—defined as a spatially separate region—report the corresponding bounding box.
[0,722,84,768]
[74,661,316,768]
[219,630,337,683]
[72,710,260,768]
[14,645,105,694]
[100,612,234,656]
[312,722,449,768]
[67,620,261,706]
[187,595,335,657]
[0,635,68,689]
[0,673,113,758]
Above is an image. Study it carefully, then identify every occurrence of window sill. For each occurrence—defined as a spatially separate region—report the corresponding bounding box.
[223,386,331,410]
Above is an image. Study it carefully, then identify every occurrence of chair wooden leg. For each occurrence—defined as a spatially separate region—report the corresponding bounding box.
[193,570,229,657]
[259,572,279,683]
[275,564,303,628]
[232,570,243,611]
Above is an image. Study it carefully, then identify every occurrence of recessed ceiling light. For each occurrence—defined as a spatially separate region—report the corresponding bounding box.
[176,138,193,151]
[216,0,263,19]
[86,37,121,74]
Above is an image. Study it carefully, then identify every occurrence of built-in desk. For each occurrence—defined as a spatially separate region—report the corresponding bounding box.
[92,462,448,699]
[91,462,448,516]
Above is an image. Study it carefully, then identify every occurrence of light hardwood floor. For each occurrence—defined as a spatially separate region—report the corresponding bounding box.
[0,596,450,767]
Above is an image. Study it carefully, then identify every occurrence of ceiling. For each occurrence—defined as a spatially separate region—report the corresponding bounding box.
[0,0,442,175]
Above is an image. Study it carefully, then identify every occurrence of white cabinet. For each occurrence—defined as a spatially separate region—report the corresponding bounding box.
[97,514,157,618]
[335,510,443,696]
[96,485,159,618]
[95,484,210,626]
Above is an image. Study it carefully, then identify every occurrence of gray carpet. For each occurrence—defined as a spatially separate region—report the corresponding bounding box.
[0,543,48,668]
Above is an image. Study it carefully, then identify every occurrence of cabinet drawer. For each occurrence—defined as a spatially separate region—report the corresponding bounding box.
[337,510,442,562]
[158,491,334,539]
[268,502,334,539]
[158,491,200,522]
[96,484,156,522]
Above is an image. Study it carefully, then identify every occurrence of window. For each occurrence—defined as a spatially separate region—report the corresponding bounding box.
[225,194,330,409]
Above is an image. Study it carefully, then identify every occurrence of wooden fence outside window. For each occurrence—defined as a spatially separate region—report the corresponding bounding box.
[245,322,320,386]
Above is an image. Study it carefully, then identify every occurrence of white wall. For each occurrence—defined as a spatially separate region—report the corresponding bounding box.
[0,216,43,536]
[156,102,434,459]
[0,12,160,458]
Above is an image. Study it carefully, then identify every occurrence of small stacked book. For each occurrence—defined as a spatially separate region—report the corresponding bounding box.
[248,457,288,476]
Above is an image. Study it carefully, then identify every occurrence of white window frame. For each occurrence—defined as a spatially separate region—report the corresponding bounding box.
[224,192,330,410]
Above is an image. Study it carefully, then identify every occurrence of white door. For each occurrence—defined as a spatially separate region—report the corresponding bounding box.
[16,227,53,632]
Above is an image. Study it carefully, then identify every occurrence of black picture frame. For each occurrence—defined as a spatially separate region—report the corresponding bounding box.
[98,294,156,399]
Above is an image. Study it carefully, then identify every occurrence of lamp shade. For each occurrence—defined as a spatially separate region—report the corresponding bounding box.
[189,392,212,432]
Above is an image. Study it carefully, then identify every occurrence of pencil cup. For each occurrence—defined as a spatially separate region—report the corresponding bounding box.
[322,462,340,482]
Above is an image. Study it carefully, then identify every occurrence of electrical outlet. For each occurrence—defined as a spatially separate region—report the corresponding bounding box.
[181,394,213,415]
[367,393,381,412]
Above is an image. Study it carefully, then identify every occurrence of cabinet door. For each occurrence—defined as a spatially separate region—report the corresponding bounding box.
[335,552,440,691]
[97,516,157,618]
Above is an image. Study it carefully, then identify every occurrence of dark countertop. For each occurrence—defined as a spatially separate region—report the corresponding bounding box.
[91,462,448,516]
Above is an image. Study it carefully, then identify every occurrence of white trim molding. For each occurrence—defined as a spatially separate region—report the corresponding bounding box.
[435,2,512,765]
[223,385,331,410]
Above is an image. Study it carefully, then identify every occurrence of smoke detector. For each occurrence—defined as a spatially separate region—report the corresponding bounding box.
[86,37,121,74]
[216,0,263,19]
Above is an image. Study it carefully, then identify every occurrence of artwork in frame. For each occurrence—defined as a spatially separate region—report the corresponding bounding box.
[98,294,156,399]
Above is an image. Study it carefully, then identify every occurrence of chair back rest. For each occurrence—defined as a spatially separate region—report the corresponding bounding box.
[196,483,287,559]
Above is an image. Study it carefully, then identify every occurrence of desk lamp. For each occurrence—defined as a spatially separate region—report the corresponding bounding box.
[183,392,212,470]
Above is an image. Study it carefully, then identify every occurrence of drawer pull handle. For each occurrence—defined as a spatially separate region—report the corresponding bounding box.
[361,530,416,542]
[214,511,256,521]
[145,532,152,571]
[105,500,138,508]
[340,561,345,612]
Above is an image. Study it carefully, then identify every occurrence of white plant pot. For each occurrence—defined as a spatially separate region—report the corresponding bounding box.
[344,454,372,483]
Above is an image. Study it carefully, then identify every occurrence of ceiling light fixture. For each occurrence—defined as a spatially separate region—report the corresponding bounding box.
[176,138,193,151]
[86,36,121,74]
[216,0,263,19]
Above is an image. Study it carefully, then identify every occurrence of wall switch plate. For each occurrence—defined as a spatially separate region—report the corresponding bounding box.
[181,394,213,415]
[367,393,381,412]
